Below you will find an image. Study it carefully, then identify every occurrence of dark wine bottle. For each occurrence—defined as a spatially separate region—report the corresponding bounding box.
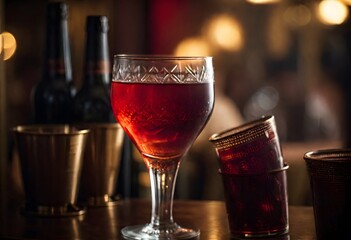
[72,16,135,199]
[32,2,75,124]
[71,15,114,123]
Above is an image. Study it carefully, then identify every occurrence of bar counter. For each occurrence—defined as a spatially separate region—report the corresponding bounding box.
[0,199,315,239]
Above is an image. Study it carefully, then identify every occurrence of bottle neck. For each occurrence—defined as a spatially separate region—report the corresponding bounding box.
[83,29,110,86]
[44,18,72,82]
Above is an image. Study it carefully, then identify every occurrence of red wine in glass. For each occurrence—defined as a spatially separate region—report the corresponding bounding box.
[111,82,214,169]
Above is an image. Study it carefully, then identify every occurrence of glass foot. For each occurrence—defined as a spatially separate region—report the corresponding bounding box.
[121,223,200,240]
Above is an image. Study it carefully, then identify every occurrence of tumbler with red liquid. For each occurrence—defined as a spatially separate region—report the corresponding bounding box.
[210,115,289,238]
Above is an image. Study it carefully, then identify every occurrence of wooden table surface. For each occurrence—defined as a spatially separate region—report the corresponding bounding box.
[0,199,315,239]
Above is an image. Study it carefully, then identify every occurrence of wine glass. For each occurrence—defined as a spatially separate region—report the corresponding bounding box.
[111,55,215,239]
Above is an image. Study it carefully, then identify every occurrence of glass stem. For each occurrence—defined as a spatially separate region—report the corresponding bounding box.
[148,160,180,229]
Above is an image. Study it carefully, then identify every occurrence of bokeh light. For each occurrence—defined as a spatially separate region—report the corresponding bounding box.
[1,32,17,61]
[246,0,280,4]
[174,36,211,56]
[203,14,243,52]
[0,34,2,55]
[342,0,351,6]
[284,4,312,27]
[317,0,349,25]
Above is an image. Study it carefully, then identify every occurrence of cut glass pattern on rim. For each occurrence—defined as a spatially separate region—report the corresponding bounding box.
[113,59,213,84]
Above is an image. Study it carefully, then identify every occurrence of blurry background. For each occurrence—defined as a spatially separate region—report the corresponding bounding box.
[2,0,351,205]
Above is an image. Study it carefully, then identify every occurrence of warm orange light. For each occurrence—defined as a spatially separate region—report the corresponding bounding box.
[174,36,212,56]
[342,0,351,6]
[203,14,243,52]
[2,32,17,61]
[0,34,2,55]
[246,0,280,4]
[317,0,349,25]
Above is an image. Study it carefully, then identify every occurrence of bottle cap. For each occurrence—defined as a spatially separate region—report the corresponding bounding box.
[47,2,68,20]
[86,16,109,33]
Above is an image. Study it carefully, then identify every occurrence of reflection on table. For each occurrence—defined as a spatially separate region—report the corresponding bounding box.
[0,199,315,239]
